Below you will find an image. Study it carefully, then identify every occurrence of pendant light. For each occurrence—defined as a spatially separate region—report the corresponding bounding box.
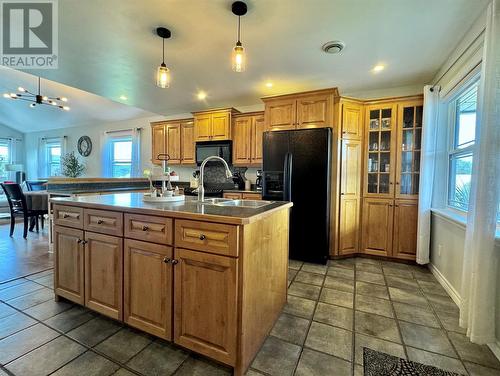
[156,27,171,88]
[231,1,247,72]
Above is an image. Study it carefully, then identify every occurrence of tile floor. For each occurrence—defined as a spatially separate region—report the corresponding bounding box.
[0,258,499,375]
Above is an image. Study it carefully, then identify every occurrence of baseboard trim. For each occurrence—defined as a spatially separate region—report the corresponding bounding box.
[428,263,462,307]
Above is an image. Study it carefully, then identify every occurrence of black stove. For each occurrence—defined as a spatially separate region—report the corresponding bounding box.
[183,187,223,198]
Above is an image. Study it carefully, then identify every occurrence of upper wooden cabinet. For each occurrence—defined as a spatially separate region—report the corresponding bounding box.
[340,99,363,140]
[262,88,338,131]
[150,119,195,165]
[193,108,240,142]
[232,112,264,166]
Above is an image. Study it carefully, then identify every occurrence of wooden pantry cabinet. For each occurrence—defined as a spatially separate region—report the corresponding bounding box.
[359,97,423,259]
[193,108,240,141]
[232,112,264,166]
[150,119,195,165]
[262,88,338,131]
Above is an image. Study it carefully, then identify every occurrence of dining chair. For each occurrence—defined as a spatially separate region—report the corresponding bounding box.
[0,183,45,238]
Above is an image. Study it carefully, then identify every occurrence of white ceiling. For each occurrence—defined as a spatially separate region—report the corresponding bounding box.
[0,0,489,133]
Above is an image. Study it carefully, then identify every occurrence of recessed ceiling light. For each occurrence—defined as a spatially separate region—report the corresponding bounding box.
[197,91,207,100]
[322,40,345,54]
[119,95,128,100]
[265,82,273,88]
[373,64,385,72]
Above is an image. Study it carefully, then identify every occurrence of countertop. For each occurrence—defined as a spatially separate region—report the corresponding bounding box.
[51,193,292,225]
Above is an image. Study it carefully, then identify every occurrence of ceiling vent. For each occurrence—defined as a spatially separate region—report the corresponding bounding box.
[322,41,345,54]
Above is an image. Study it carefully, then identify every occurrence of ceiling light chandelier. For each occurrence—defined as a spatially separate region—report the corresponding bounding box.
[156,27,172,88]
[3,77,70,110]
[231,1,247,72]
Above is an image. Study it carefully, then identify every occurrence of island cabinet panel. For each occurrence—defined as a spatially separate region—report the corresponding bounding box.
[124,239,173,340]
[83,208,123,237]
[392,200,418,260]
[361,198,394,257]
[54,225,85,305]
[175,220,239,257]
[53,204,83,229]
[174,248,238,366]
[84,232,123,320]
[124,213,173,245]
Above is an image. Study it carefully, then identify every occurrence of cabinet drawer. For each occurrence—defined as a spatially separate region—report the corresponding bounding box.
[242,193,262,200]
[125,214,173,245]
[84,209,123,236]
[223,193,242,200]
[175,220,238,257]
[53,205,84,229]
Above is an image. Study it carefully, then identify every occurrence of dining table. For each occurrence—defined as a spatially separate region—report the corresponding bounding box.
[24,190,49,231]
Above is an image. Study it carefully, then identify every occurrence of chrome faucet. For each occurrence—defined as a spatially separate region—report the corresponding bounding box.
[198,156,233,202]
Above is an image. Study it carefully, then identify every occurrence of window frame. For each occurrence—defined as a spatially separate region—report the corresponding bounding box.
[446,77,479,213]
[109,136,133,178]
[46,141,62,177]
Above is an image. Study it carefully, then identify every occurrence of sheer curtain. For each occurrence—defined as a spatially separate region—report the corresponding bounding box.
[416,85,440,265]
[459,0,500,344]
[101,128,141,178]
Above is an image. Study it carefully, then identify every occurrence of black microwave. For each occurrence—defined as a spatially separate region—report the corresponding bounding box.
[195,141,232,166]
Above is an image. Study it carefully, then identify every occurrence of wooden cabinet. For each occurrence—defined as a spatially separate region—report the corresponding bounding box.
[193,108,239,141]
[124,239,173,340]
[361,198,394,257]
[232,112,264,166]
[223,192,244,200]
[223,192,262,200]
[174,248,238,366]
[150,119,195,165]
[54,225,85,305]
[263,89,338,131]
[341,100,363,140]
[151,123,165,164]
[392,200,418,260]
[338,140,361,255]
[180,121,195,164]
[84,232,123,320]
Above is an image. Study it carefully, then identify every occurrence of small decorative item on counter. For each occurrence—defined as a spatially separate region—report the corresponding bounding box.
[174,186,180,196]
[244,179,251,191]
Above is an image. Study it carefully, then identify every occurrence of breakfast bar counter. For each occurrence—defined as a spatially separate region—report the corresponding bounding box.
[50,193,292,375]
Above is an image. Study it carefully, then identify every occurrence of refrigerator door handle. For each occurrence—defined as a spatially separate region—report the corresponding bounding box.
[283,153,293,201]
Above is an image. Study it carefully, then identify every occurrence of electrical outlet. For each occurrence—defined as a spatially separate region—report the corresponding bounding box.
[438,244,443,257]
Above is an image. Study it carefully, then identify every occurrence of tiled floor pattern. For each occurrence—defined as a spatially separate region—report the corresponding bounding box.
[0,258,499,375]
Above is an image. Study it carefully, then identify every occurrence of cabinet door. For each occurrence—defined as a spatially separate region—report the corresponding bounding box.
[251,115,265,164]
[211,111,231,140]
[84,232,123,320]
[181,121,195,164]
[174,248,238,366]
[242,193,262,200]
[232,116,252,165]
[54,226,84,304]
[265,98,296,131]
[361,198,393,256]
[194,114,212,141]
[341,140,361,198]
[364,104,397,198]
[296,94,331,129]
[166,123,181,164]
[223,193,242,200]
[124,239,173,340]
[396,101,423,199]
[342,102,363,139]
[151,124,165,164]
[339,197,360,254]
[393,200,418,260]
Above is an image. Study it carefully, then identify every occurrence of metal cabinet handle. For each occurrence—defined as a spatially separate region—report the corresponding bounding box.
[396,182,400,185]
[77,239,82,244]
[97,219,104,224]
[63,213,69,218]
[142,225,149,231]
[199,234,206,241]
[171,259,179,265]
[389,182,393,185]
[163,257,171,264]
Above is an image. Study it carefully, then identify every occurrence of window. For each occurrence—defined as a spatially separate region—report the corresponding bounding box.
[0,139,10,181]
[45,140,62,177]
[448,81,478,211]
[111,137,133,178]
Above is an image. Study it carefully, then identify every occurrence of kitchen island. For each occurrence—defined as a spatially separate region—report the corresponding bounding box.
[50,193,292,375]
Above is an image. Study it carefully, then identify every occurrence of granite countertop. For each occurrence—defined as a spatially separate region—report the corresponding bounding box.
[50,193,292,225]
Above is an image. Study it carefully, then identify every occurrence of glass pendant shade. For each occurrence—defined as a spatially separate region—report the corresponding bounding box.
[156,63,170,88]
[232,43,246,72]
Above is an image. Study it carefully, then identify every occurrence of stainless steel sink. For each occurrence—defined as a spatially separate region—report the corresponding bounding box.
[215,199,273,208]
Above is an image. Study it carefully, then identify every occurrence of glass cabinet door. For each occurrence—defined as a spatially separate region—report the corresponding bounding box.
[396,101,423,198]
[364,105,396,197]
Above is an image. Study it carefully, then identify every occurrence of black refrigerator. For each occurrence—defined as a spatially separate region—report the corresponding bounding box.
[262,128,332,264]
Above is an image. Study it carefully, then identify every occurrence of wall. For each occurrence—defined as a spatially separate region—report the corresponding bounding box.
[427,6,500,351]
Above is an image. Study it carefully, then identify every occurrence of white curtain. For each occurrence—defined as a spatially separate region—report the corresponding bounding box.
[131,128,141,177]
[101,129,141,178]
[416,85,440,265]
[37,136,66,178]
[459,0,500,344]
